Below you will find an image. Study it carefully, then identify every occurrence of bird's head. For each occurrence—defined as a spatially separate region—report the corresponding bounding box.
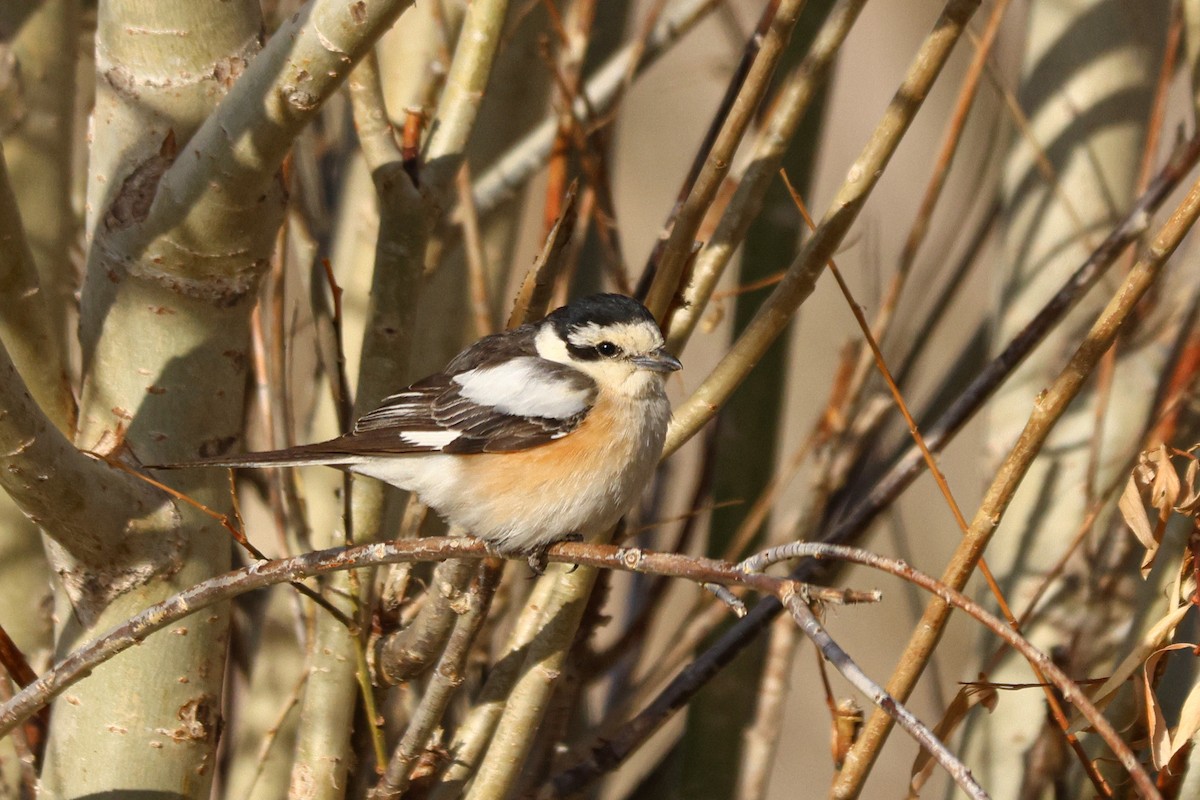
[536,294,682,398]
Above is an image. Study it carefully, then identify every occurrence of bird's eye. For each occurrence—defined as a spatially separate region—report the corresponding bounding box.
[597,341,620,358]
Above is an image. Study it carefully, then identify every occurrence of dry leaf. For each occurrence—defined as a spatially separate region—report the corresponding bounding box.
[1150,445,1182,520]
[1085,601,1193,718]
[908,684,996,796]
[1142,645,1192,768]
[1168,667,1200,761]
[1120,475,1159,577]
[1121,475,1158,551]
[1177,457,1200,515]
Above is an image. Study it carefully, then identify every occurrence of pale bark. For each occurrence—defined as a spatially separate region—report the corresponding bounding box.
[0,0,80,382]
[18,1,417,796]
[971,1,1172,793]
[39,1,265,794]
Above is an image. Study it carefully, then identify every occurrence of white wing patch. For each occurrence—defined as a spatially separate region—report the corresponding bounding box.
[453,358,591,419]
[398,430,462,448]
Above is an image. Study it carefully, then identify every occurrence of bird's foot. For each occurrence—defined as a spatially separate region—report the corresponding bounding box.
[526,550,548,575]
[525,533,584,576]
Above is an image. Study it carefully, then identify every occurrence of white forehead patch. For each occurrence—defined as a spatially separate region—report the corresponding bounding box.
[566,320,664,353]
[453,357,592,419]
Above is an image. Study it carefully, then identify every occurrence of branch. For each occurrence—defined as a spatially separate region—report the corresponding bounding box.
[0,538,875,739]
[371,561,500,799]
[0,333,172,582]
[103,0,415,298]
[0,144,75,433]
[374,558,476,685]
[2,0,79,397]
[784,179,1112,794]
[420,0,512,211]
[741,543,1161,800]
[834,153,1200,799]
[429,566,567,799]
[665,0,869,351]
[469,0,723,216]
[662,0,982,458]
[781,593,988,800]
[544,126,1200,797]
[463,565,600,800]
[642,0,806,319]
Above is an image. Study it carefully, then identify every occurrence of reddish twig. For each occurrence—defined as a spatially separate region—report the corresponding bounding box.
[0,538,878,738]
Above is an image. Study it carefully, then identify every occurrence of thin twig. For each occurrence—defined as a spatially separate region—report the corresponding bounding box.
[457,164,496,337]
[848,0,1010,409]
[834,157,1200,800]
[981,466,1128,676]
[507,180,579,328]
[740,542,1161,800]
[470,0,724,216]
[542,81,1200,800]
[0,677,37,794]
[0,627,44,767]
[891,203,998,388]
[665,0,870,352]
[891,0,1011,299]
[837,130,1200,569]
[242,670,308,798]
[783,175,1109,791]
[113,457,354,627]
[0,624,36,689]
[782,593,989,800]
[534,22,630,292]
[641,0,801,319]
[663,0,982,458]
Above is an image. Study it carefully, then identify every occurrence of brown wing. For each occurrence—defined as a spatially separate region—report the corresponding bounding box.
[152,325,592,468]
[347,327,597,455]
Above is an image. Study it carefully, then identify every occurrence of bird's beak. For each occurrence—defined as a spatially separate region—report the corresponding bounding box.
[633,347,683,373]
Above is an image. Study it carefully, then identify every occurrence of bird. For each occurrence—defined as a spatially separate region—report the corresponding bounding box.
[155,293,681,565]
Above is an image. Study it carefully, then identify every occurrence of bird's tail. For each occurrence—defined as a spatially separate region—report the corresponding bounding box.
[147,441,359,471]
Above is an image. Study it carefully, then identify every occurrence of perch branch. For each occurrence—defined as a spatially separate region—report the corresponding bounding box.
[0,538,874,739]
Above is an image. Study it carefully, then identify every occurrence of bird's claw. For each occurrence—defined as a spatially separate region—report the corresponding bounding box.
[526,550,549,575]
[525,533,584,575]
